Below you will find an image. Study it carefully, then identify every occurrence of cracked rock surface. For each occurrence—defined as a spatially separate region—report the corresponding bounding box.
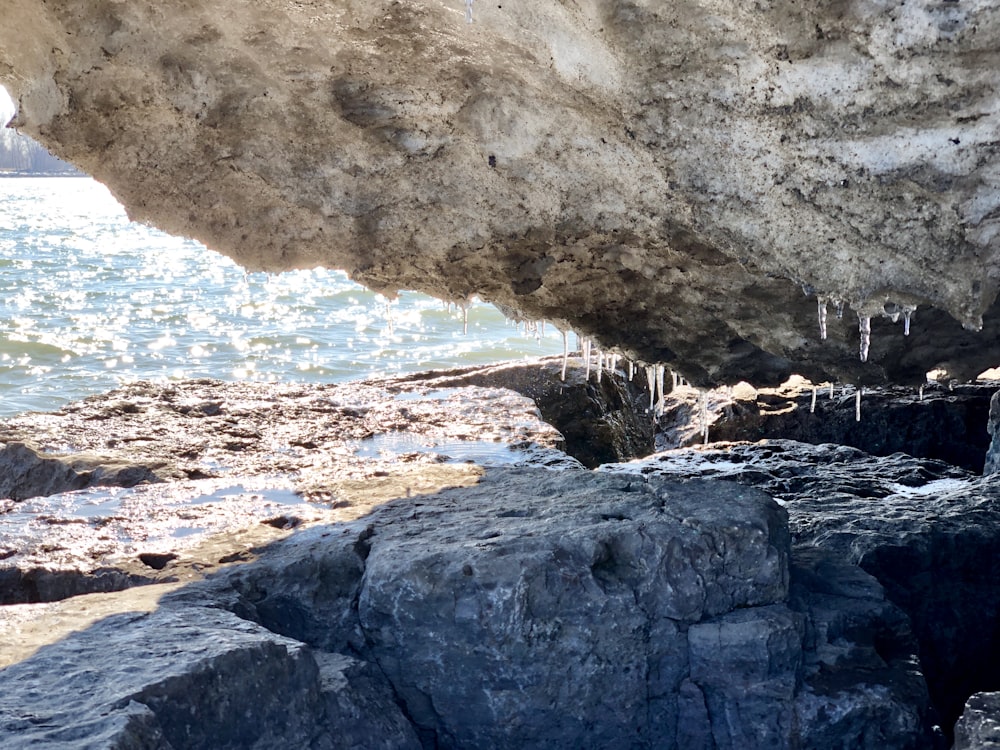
[0,467,932,749]
[3,1,1000,385]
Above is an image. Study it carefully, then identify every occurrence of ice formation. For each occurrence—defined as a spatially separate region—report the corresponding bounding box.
[858,314,871,363]
[583,338,592,380]
[645,365,656,410]
[810,386,817,414]
[817,298,828,340]
[699,390,709,444]
[655,365,665,415]
[903,306,915,336]
[855,388,862,422]
[560,331,569,381]
[465,0,473,23]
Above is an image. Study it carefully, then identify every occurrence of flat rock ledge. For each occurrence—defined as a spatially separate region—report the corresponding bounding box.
[0,468,930,749]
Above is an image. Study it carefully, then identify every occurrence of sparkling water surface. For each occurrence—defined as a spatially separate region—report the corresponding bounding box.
[0,177,564,417]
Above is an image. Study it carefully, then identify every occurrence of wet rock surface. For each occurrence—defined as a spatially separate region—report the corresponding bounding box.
[0,468,931,749]
[0,368,587,606]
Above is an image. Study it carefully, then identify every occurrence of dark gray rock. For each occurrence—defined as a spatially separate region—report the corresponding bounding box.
[790,548,932,750]
[0,605,419,750]
[660,382,994,473]
[955,692,1000,749]
[604,441,1000,741]
[984,389,1000,476]
[0,466,939,748]
[0,441,170,501]
[355,470,788,749]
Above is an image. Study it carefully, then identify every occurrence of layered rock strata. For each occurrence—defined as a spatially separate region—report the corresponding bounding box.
[3,1,1000,384]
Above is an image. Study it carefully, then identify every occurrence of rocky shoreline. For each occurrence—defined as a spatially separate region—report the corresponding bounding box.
[2,362,1000,748]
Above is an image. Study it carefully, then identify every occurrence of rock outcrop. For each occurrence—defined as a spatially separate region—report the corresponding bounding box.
[663,380,995,473]
[3,1,1000,385]
[604,440,1000,741]
[396,357,655,467]
[0,468,933,749]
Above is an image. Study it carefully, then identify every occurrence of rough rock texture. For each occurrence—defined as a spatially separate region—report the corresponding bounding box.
[0,369,592,606]
[984,388,1000,475]
[4,1,1000,385]
[0,440,174,501]
[954,692,1000,749]
[663,380,994,473]
[603,440,1000,740]
[0,600,420,749]
[0,468,933,748]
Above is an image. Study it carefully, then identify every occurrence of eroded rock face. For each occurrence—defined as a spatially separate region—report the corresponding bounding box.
[3,1,1000,385]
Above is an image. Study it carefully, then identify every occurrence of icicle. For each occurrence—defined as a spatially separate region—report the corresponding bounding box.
[817,297,828,340]
[919,384,924,401]
[810,386,817,414]
[829,381,834,400]
[465,0,474,23]
[596,350,603,383]
[583,338,592,381]
[386,302,394,336]
[834,299,845,319]
[700,391,710,444]
[609,354,619,374]
[645,366,656,410]
[903,305,915,336]
[540,321,546,336]
[855,388,862,422]
[627,360,634,381]
[462,304,469,336]
[858,314,871,363]
[560,331,569,382]
[655,365,666,413]
[672,370,679,390]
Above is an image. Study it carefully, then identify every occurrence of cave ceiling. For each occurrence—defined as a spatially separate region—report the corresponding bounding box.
[3,0,1000,386]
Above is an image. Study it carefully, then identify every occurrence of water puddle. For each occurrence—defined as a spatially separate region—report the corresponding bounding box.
[349,432,537,466]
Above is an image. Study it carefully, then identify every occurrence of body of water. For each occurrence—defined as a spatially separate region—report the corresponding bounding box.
[0,177,565,417]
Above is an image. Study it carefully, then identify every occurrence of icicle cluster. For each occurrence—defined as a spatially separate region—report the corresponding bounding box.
[808,289,920,366]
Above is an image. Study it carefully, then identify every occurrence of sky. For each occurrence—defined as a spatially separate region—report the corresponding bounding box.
[0,86,15,127]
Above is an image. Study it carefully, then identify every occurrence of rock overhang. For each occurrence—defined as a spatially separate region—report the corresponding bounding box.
[2,0,1000,386]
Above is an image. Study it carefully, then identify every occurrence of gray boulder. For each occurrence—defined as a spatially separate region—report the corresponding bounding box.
[0,467,937,748]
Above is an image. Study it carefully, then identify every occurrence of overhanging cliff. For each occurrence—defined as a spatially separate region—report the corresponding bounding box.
[2,0,1000,385]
